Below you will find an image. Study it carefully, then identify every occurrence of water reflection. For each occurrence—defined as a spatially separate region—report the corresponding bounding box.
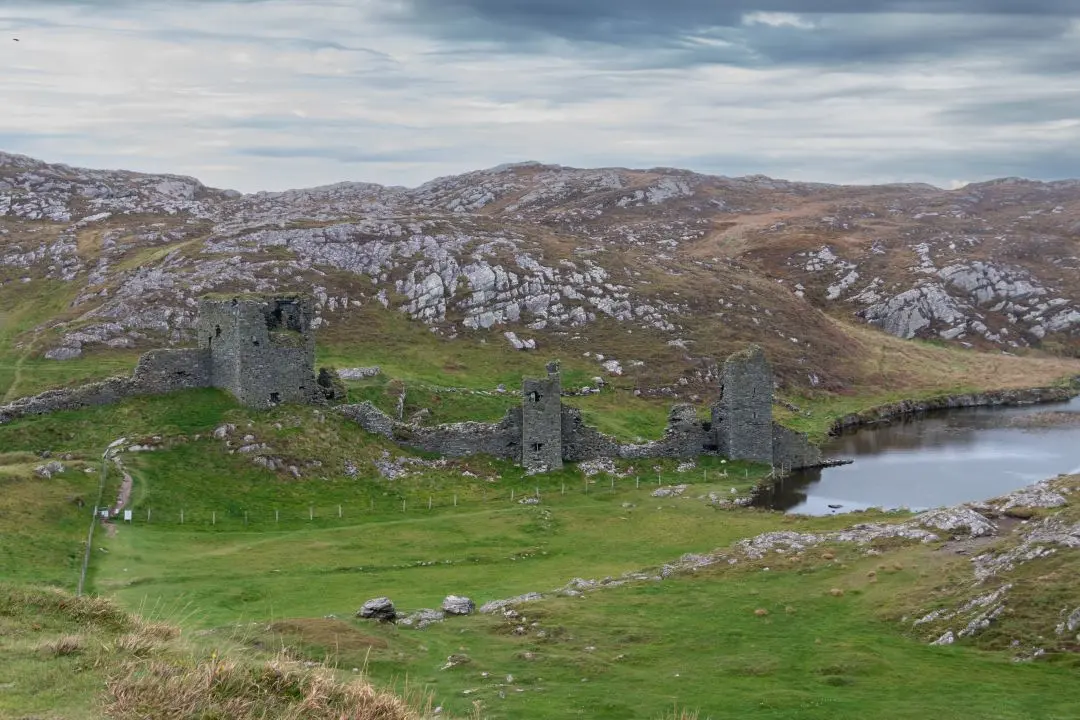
[755,396,1080,515]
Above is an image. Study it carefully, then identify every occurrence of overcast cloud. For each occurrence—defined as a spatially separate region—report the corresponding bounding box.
[1,0,1078,192]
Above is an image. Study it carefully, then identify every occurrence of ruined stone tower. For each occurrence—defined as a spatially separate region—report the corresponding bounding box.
[521,360,564,471]
[197,295,322,409]
[713,344,774,465]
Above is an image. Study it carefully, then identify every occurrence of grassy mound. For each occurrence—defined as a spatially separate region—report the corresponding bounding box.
[0,584,422,720]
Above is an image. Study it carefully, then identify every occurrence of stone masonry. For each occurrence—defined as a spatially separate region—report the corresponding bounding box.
[713,345,775,465]
[521,361,564,471]
[198,295,324,409]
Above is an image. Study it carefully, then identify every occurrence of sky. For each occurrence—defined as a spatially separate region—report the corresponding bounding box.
[1,0,1079,193]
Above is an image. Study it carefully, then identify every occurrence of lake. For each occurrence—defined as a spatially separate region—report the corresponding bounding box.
[754,396,1080,515]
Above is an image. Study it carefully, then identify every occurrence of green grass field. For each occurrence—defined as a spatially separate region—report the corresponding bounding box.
[3,387,1080,719]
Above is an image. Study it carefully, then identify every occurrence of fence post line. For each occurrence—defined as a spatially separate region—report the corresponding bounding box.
[181,509,184,524]
[275,509,279,524]
[338,504,342,518]
[147,509,151,523]
[309,506,314,521]
[77,445,111,597]
[402,499,406,513]
[636,476,640,489]
[454,494,458,507]
[428,496,432,510]
[212,511,216,526]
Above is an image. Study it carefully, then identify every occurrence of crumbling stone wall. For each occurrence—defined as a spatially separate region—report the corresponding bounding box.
[713,345,774,464]
[560,406,620,461]
[521,362,563,470]
[0,348,212,425]
[198,295,322,409]
[341,350,828,472]
[771,423,823,471]
[130,348,211,393]
[338,402,521,459]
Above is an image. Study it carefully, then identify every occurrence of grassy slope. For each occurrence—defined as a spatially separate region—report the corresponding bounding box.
[0,585,420,720]
[4,391,1080,718]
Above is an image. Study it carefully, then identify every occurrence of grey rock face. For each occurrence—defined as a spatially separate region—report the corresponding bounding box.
[337,367,381,380]
[441,595,476,616]
[397,608,445,629]
[860,284,968,339]
[915,507,997,538]
[35,461,65,479]
[356,597,396,621]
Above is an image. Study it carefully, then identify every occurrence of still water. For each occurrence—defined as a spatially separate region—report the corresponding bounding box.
[754,396,1080,515]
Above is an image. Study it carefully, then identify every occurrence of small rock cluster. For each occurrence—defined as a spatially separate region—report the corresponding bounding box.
[356,594,476,630]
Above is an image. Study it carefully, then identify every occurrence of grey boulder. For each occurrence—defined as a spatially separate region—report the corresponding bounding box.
[356,597,396,621]
[441,595,476,616]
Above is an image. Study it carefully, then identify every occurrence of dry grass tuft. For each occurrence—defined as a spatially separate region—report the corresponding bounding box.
[106,651,418,720]
[657,708,700,720]
[829,588,846,597]
[41,634,83,657]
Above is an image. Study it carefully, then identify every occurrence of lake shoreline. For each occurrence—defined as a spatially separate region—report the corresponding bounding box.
[827,384,1080,436]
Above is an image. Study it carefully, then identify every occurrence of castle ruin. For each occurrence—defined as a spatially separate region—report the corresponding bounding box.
[342,345,824,472]
[521,361,564,471]
[0,294,337,423]
[198,295,326,408]
[0,295,823,472]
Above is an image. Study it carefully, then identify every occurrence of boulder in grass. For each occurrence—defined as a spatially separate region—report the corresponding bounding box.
[357,597,396,622]
[441,595,476,616]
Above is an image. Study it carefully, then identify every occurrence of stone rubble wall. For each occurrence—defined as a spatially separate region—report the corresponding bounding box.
[338,402,522,460]
[343,401,718,466]
[0,348,212,425]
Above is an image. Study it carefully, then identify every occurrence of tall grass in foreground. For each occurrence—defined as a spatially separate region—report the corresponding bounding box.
[1,584,424,720]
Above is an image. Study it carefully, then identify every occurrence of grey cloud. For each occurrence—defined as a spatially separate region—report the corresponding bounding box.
[388,1,1079,69]
[938,95,1080,125]
[233,145,460,164]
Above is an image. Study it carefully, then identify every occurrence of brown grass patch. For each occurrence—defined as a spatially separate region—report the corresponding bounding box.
[106,652,418,720]
[269,618,389,653]
[41,634,83,657]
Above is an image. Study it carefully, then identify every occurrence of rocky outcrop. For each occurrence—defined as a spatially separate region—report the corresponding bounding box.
[441,595,476,616]
[356,597,396,622]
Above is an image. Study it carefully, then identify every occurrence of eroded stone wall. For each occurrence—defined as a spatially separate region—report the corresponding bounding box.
[338,402,521,459]
[0,348,212,425]
[771,423,823,471]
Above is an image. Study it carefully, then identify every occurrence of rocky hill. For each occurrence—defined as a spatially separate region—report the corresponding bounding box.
[2,150,1079,397]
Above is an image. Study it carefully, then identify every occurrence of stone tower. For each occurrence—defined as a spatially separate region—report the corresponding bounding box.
[713,344,774,465]
[197,295,322,409]
[521,360,564,471]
